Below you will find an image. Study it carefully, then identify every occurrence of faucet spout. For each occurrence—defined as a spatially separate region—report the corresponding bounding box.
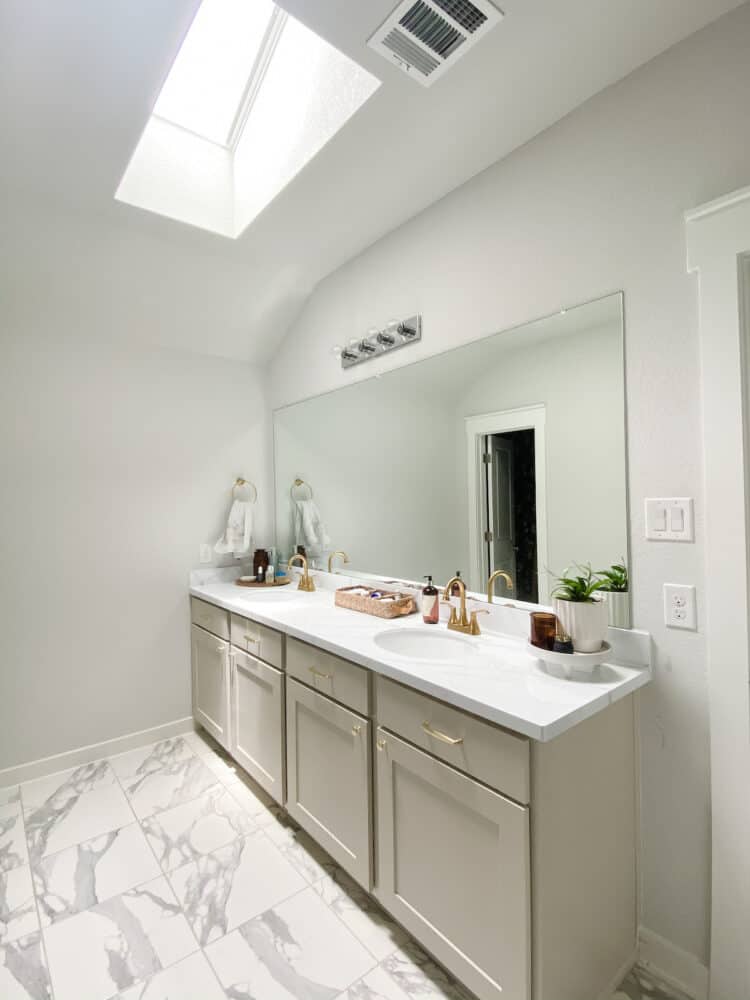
[328,550,350,574]
[487,570,514,604]
[443,576,471,633]
[287,553,316,593]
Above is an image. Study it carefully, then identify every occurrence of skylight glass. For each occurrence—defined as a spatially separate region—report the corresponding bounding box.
[116,0,381,237]
[153,0,275,146]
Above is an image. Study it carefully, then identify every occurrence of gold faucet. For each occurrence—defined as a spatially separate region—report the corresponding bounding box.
[487,570,514,604]
[287,553,315,592]
[328,550,350,574]
[443,576,487,635]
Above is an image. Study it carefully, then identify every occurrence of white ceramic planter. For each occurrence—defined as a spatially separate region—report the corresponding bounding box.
[602,590,631,629]
[554,597,608,652]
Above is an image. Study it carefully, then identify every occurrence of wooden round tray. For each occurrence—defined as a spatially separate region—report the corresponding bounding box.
[235,577,290,588]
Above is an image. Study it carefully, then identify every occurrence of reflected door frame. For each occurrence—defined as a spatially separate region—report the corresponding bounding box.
[686,186,750,1000]
[465,404,548,603]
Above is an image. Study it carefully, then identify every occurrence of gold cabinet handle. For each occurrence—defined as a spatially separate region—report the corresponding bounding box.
[216,643,227,653]
[421,721,464,746]
[309,667,333,680]
[377,738,387,751]
[244,633,260,645]
[351,725,362,736]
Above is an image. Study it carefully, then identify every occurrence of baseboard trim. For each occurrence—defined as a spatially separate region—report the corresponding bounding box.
[638,927,709,1000]
[0,717,195,788]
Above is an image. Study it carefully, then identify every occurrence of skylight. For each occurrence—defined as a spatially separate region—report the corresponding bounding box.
[116,0,380,238]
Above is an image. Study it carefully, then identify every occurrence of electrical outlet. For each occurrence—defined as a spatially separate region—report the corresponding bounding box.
[199,544,213,564]
[663,583,697,630]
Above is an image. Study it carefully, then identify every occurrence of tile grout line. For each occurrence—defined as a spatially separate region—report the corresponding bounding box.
[17,777,58,1000]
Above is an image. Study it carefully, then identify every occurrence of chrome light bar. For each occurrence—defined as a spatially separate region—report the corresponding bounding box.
[338,315,422,369]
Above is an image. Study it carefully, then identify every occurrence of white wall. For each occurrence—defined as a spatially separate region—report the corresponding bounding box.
[269,4,750,967]
[0,327,270,771]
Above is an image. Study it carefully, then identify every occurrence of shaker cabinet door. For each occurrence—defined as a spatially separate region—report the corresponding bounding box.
[191,624,230,749]
[286,678,372,888]
[376,729,531,1000]
[231,648,285,804]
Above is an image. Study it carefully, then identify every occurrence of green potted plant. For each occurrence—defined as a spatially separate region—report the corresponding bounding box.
[598,559,631,629]
[551,564,608,652]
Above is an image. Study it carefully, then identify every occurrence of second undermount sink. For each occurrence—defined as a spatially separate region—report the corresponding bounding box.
[374,628,478,663]
[239,587,302,603]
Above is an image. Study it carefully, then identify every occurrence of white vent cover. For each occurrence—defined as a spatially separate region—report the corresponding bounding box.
[368,0,504,86]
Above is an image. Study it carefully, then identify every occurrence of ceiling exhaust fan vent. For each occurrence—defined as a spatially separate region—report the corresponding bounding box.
[368,0,503,86]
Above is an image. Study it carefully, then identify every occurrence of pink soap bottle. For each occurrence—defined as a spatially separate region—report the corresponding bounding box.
[422,576,440,625]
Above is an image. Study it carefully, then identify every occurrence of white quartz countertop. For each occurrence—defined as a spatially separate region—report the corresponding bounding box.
[190,574,651,742]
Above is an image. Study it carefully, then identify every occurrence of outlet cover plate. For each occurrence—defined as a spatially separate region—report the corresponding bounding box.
[664,583,697,630]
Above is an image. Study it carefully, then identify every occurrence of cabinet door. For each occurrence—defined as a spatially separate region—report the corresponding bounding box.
[191,625,230,749]
[376,729,530,1000]
[230,648,285,804]
[286,678,371,888]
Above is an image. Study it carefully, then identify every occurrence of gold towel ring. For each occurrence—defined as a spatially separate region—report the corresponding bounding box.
[291,478,313,500]
[232,478,257,503]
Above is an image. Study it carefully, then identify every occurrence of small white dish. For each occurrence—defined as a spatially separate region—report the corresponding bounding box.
[526,640,611,675]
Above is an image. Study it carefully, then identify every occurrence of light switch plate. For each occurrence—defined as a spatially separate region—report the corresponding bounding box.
[199,544,213,564]
[664,583,697,629]
[645,498,694,541]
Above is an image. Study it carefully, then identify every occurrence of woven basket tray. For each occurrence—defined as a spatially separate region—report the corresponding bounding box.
[335,586,417,619]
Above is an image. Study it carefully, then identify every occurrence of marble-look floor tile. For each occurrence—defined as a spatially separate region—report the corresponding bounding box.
[0,865,38,944]
[372,942,473,1000]
[263,816,338,885]
[120,753,219,821]
[143,784,255,872]
[0,803,29,873]
[0,786,20,807]
[0,930,52,999]
[43,875,196,1000]
[314,869,408,961]
[169,831,307,946]
[117,949,226,1000]
[21,761,114,812]
[33,822,161,927]
[25,779,134,863]
[201,750,244,787]
[109,738,194,781]
[206,885,377,999]
[181,730,222,758]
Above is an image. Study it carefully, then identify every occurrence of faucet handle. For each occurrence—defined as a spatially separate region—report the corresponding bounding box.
[469,609,490,635]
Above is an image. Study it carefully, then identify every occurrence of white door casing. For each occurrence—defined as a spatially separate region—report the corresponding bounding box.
[685,185,750,1000]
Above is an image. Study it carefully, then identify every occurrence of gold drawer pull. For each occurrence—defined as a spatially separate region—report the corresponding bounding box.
[244,633,260,645]
[421,721,464,746]
[351,725,362,736]
[377,739,387,751]
[309,667,333,680]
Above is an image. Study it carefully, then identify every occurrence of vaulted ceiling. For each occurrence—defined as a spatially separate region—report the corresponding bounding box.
[1,0,743,362]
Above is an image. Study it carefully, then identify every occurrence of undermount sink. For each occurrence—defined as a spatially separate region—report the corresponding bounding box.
[374,628,477,662]
[239,587,301,602]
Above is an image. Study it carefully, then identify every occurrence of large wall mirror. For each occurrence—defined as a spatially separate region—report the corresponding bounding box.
[273,293,628,607]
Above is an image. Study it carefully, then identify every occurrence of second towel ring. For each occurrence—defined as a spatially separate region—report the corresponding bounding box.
[291,478,313,501]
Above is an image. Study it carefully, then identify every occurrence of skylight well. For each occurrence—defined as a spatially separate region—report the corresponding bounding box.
[116,0,380,238]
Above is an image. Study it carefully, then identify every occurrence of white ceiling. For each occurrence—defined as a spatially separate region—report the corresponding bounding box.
[0,0,743,363]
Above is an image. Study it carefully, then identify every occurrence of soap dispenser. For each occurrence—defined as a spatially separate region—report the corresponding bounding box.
[422,576,440,625]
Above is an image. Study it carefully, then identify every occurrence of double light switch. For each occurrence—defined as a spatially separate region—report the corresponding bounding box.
[645,498,694,541]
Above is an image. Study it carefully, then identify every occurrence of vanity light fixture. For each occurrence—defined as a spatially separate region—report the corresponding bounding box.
[334,314,422,369]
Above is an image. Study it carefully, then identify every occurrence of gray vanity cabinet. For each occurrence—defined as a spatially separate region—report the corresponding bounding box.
[230,647,285,804]
[375,728,531,1000]
[286,677,372,888]
[190,624,230,750]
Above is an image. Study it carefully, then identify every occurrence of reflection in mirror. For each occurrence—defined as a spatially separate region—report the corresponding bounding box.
[274,293,627,610]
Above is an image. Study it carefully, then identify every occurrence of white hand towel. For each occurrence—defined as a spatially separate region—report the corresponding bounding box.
[215,500,253,558]
[294,499,330,549]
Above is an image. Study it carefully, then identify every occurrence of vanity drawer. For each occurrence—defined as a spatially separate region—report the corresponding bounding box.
[375,675,529,804]
[230,614,284,669]
[286,637,370,715]
[190,597,229,640]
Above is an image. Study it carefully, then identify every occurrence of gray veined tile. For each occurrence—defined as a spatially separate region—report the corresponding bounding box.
[201,749,244,787]
[109,738,194,782]
[313,869,408,961]
[0,803,29,873]
[33,822,161,927]
[0,865,39,945]
[377,942,473,1000]
[116,950,226,1000]
[0,930,53,1000]
[21,761,115,812]
[182,730,222,758]
[169,831,307,946]
[206,885,377,1000]
[227,778,286,827]
[43,875,196,1000]
[142,784,255,872]
[263,816,338,885]
[24,777,134,864]
[0,786,20,807]
[120,753,219,821]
